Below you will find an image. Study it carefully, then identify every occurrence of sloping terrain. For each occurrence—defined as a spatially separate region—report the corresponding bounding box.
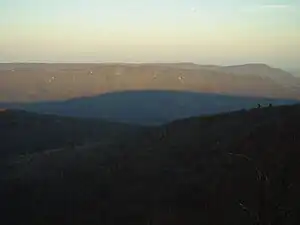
[0,109,140,158]
[219,64,300,89]
[1,90,297,125]
[1,104,300,225]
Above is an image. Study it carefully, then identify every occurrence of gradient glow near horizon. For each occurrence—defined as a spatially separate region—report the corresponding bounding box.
[0,0,299,68]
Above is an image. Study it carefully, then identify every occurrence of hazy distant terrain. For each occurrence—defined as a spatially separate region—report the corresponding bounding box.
[290,69,300,77]
[1,63,300,102]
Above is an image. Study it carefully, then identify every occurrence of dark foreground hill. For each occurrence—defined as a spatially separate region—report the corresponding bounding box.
[1,104,300,225]
[1,90,297,125]
[0,109,140,158]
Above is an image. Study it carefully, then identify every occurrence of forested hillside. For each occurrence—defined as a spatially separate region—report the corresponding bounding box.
[1,104,300,225]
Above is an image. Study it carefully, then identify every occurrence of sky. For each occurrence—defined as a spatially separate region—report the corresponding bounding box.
[0,0,299,68]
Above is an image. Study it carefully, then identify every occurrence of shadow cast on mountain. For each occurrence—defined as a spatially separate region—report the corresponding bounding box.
[0,90,298,125]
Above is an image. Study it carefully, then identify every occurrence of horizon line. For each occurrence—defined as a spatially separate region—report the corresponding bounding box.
[0,61,277,67]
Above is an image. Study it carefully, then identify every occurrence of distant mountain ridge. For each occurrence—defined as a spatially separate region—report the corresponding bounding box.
[1,63,300,102]
[220,64,297,87]
[222,63,292,77]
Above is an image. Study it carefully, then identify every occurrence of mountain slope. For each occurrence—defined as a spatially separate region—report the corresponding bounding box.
[0,109,140,158]
[1,104,300,225]
[1,63,300,102]
[221,63,293,78]
[219,63,300,88]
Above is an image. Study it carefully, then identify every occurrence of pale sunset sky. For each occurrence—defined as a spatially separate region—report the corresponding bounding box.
[0,0,299,68]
